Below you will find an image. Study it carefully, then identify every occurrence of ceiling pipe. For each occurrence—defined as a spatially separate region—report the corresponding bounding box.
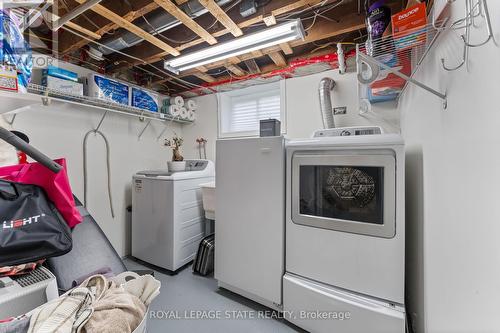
[97,0,235,55]
[52,0,102,30]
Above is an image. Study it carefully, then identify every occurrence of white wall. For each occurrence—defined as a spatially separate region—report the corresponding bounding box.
[401,2,500,332]
[11,105,181,257]
[6,57,182,257]
[182,69,400,161]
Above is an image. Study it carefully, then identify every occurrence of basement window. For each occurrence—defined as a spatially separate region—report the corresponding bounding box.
[218,81,286,138]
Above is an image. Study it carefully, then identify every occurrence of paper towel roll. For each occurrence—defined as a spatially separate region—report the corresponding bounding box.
[180,107,188,119]
[187,110,196,121]
[169,105,181,116]
[186,99,197,111]
[170,96,184,107]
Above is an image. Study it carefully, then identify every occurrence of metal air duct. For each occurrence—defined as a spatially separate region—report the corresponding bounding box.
[318,77,336,129]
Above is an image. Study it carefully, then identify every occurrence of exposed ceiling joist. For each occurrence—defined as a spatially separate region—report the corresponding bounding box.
[279,43,293,55]
[268,51,287,67]
[251,50,264,58]
[263,15,277,26]
[64,20,102,40]
[226,64,245,76]
[44,11,101,39]
[198,0,243,37]
[245,59,260,74]
[175,0,189,4]
[196,65,210,72]
[73,0,179,56]
[153,0,218,45]
[62,1,160,54]
[194,72,217,83]
[108,0,327,72]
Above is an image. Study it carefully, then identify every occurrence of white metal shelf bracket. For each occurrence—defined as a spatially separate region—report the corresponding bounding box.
[5,114,17,125]
[138,120,152,140]
[357,50,447,109]
[157,125,169,141]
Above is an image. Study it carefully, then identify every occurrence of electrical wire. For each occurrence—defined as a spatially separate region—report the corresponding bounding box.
[83,129,115,218]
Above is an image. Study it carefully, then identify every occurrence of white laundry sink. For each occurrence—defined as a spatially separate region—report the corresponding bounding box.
[200,181,215,220]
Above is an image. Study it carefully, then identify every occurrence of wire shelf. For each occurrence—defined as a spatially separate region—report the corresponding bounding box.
[0,83,193,124]
[357,18,450,112]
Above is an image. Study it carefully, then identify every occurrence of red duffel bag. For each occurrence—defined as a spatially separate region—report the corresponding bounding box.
[0,158,82,228]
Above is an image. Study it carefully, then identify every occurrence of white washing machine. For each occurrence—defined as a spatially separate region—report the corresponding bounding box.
[284,133,406,333]
[132,160,215,272]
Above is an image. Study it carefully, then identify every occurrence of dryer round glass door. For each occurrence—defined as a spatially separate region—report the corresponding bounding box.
[291,152,396,238]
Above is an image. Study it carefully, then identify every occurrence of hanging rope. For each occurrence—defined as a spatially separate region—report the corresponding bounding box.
[83,129,115,218]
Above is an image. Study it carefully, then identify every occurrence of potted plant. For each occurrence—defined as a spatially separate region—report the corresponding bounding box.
[165,136,186,172]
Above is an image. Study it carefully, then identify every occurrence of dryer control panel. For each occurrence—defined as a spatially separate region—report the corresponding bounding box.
[313,126,383,138]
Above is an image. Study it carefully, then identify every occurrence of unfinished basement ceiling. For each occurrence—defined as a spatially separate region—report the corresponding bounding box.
[27,0,404,94]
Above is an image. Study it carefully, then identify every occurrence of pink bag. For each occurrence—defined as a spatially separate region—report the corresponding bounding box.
[0,158,83,228]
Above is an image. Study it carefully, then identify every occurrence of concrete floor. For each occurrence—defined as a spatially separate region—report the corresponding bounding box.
[124,258,304,333]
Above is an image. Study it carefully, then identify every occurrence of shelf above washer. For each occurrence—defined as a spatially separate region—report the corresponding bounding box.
[0,83,193,125]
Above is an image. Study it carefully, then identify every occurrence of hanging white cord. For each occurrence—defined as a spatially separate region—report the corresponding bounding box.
[83,129,115,218]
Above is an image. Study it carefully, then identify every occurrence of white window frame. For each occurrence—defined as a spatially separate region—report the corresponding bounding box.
[217,80,287,138]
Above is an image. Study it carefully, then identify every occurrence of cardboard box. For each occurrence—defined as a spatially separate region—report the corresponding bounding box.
[42,65,79,82]
[369,50,412,103]
[42,75,84,96]
[0,67,18,92]
[131,87,159,112]
[391,3,427,51]
[87,73,130,106]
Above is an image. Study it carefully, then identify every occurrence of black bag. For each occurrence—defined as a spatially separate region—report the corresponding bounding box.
[193,234,215,276]
[0,179,72,267]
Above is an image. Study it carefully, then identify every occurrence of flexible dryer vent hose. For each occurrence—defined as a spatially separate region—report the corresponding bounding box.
[83,130,115,218]
[318,77,336,129]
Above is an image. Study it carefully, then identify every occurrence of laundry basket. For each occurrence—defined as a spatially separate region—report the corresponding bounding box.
[133,307,149,333]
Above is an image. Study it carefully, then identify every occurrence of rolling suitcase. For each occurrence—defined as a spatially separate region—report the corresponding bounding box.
[193,234,215,276]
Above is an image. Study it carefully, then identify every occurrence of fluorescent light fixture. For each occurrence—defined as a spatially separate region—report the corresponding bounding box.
[164,19,305,73]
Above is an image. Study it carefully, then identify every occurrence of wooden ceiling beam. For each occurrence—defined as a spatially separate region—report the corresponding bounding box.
[61,1,159,54]
[194,72,217,83]
[44,11,101,40]
[108,0,326,72]
[179,0,326,51]
[72,0,179,56]
[279,42,293,55]
[263,15,277,26]
[196,65,210,72]
[268,51,287,67]
[153,0,218,45]
[245,59,260,74]
[198,0,243,37]
[226,64,245,76]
